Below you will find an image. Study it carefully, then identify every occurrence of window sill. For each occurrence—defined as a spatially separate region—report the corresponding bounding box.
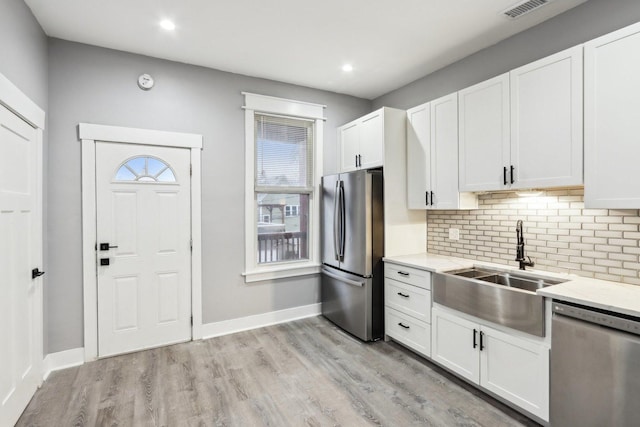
[242,263,321,283]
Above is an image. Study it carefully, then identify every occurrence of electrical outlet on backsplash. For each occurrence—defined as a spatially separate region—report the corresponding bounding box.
[426,188,640,285]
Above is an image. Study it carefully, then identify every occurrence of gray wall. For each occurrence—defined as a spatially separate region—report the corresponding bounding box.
[373,0,640,110]
[46,38,371,353]
[0,0,48,109]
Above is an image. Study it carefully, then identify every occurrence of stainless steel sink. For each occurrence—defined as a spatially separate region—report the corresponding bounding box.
[433,266,567,337]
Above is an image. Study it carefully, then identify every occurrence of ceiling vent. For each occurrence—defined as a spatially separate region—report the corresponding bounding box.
[502,0,552,19]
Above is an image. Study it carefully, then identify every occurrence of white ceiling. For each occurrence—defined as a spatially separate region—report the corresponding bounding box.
[24,0,588,99]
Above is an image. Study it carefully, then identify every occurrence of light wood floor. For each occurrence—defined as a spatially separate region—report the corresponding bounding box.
[17,316,539,426]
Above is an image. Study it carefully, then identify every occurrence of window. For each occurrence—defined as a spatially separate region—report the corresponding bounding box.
[285,205,299,217]
[115,156,176,183]
[243,93,325,282]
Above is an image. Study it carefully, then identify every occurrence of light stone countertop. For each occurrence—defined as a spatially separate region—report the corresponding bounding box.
[383,252,640,317]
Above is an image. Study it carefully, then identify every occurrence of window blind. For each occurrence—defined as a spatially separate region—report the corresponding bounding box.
[255,113,314,193]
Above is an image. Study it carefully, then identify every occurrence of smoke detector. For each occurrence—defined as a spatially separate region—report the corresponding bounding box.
[502,0,553,19]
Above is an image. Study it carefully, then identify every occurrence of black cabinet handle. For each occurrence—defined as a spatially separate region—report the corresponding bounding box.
[480,331,485,351]
[397,292,409,298]
[510,165,515,184]
[397,271,409,276]
[473,329,478,349]
[355,155,358,168]
[430,191,434,206]
[426,191,429,206]
[398,322,410,329]
[503,166,508,185]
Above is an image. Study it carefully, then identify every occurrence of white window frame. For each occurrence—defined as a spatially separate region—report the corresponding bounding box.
[242,92,325,282]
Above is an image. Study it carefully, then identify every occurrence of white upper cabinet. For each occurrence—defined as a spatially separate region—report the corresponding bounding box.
[407,103,431,208]
[510,46,583,189]
[337,108,384,172]
[458,74,511,192]
[407,94,477,209]
[359,111,384,170]
[339,122,360,172]
[459,47,583,192]
[584,22,640,208]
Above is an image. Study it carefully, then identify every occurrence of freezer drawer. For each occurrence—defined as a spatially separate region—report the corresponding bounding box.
[321,267,383,341]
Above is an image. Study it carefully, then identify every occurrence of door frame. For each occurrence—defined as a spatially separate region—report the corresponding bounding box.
[79,123,203,361]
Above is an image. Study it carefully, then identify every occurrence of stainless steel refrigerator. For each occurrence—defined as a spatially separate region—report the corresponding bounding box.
[321,169,384,341]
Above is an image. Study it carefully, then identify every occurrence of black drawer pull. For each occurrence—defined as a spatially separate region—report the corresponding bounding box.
[473,329,478,349]
[480,331,485,351]
[397,271,409,276]
[510,165,515,184]
[503,166,507,185]
[398,322,410,329]
[397,292,409,298]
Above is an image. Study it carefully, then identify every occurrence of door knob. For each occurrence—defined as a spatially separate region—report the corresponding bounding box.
[99,243,119,251]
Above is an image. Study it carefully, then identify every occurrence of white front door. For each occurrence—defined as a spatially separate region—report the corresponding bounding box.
[0,104,43,426]
[96,142,192,358]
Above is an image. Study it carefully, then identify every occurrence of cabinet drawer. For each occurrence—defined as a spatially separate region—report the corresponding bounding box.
[386,308,431,358]
[385,278,431,323]
[384,263,431,290]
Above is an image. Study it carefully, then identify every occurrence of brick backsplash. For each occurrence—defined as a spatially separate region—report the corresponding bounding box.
[426,188,640,285]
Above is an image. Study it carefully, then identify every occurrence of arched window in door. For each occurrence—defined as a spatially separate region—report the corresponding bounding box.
[114,156,177,183]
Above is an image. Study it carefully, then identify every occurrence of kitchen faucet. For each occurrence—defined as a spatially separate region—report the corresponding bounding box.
[515,220,534,270]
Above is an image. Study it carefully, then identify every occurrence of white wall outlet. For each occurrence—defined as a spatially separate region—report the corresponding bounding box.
[449,228,460,240]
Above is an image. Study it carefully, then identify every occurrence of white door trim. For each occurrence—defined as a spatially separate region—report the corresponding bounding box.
[0,72,45,130]
[79,123,203,361]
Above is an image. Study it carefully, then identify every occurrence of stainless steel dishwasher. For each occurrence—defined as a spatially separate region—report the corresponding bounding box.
[551,300,640,426]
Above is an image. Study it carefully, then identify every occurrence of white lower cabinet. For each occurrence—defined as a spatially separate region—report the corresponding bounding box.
[384,262,431,357]
[386,308,431,357]
[432,306,549,421]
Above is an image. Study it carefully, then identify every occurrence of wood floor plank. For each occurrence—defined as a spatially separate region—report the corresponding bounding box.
[16,316,539,427]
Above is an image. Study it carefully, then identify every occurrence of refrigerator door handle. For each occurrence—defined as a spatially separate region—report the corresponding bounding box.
[321,268,364,287]
[338,181,346,261]
[333,180,340,261]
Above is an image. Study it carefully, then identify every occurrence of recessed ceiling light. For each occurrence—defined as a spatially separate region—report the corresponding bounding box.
[159,20,176,31]
[342,64,353,72]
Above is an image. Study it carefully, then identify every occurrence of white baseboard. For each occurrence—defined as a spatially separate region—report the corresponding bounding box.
[43,348,85,380]
[201,303,321,339]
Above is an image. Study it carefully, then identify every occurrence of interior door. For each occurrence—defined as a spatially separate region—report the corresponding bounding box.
[96,142,192,357]
[0,104,43,426]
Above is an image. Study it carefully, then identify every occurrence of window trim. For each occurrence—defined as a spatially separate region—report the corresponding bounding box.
[242,93,325,282]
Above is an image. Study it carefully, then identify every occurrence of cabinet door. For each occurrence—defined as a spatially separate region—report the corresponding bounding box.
[339,122,360,172]
[510,46,583,189]
[431,93,460,209]
[359,111,384,169]
[585,23,640,208]
[480,325,549,421]
[431,307,479,383]
[406,103,431,209]
[458,74,510,192]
